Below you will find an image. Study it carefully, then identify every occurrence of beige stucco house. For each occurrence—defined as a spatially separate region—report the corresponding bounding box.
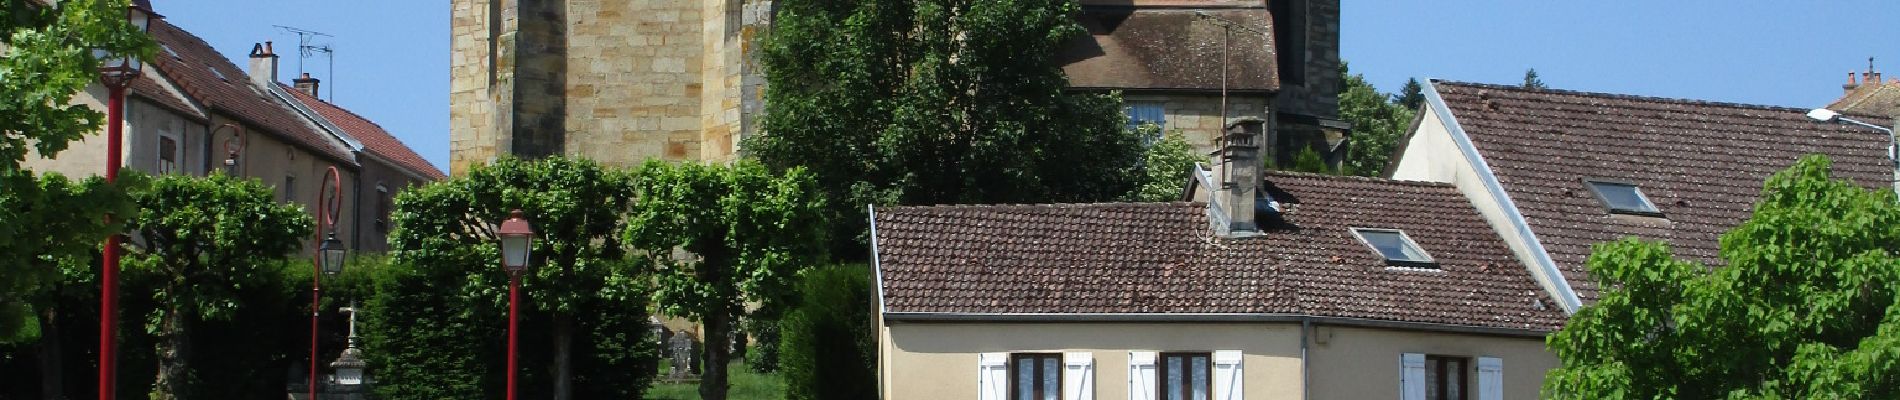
[21,14,440,252]
[1387,80,1898,313]
[872,131,1568,399]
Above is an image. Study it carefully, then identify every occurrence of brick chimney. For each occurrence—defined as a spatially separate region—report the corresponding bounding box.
[293,73,321,97]
[247,41,278,85]
[1846,71,1860,94]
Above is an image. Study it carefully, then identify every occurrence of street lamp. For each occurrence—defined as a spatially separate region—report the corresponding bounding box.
[96,2,158,399]
[309,166,346,400]
[214,123,245,175]
[497,209,535,400]
[1807,108,1897,166]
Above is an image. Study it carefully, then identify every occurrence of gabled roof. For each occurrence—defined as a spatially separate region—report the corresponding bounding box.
[280,85,445,180]
[1056,6,1278,92]
[1829,82,1900,121]
[146,20,354,165]
[873,172,1567,332]
[128,72,205,121]
[1429,80,1895,302]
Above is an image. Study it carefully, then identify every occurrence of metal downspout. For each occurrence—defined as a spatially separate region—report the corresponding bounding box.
[1301,318,1311,400]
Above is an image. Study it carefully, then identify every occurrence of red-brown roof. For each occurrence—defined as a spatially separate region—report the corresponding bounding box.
[280,85,445,179]
[146,20,353,164]
[1829,82,1900,122]
[1056,7,1278,92]
[128,73,204,120]
[1431,80,1896,302]
[873,172,1567,332]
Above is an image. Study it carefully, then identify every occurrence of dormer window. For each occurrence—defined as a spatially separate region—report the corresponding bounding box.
[1350,228,1436,268]
[1584,179,1662,216]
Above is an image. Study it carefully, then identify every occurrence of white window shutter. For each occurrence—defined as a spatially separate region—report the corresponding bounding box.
[1129,351,1158,400]
[1213,350,1244,400]
[1400,353,1426,400]
[980,352,1009,400]
[1477,357,1503,400]
[1064,352,1095,400]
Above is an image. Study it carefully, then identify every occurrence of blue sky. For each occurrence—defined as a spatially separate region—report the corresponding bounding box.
[156,1,1900,171]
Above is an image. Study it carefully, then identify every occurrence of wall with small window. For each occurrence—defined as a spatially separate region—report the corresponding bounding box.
[1304,326,1554,400]
[880,322,1301,400]
[1122,94,1271,155]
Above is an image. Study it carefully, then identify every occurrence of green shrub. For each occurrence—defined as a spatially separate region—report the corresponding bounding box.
[779,265,876,400]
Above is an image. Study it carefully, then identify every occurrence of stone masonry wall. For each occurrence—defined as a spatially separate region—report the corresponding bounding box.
[1126,94,1272,156]
[447,0,495,175]
[1272,0,1340,119]
[564,0,705,165]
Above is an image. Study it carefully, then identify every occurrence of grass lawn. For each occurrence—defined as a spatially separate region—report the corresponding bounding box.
[647,361,786,400]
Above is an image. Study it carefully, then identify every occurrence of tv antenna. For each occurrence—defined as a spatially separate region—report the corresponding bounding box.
[273,25,336,101]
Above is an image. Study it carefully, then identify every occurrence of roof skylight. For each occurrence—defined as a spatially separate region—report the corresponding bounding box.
[161,44,180,60]
[208,66,228,82]
[1350,228,1435,268]
[1584,179,1662,216]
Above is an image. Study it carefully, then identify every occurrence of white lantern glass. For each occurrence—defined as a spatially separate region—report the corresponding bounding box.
[501,234,531,272]
[319,233,347,275]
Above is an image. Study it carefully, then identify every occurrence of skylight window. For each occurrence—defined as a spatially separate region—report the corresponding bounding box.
[1350,228,1435,267]
[208,66,228,82]
[161,44,180,60]
[1584,179,1662,216]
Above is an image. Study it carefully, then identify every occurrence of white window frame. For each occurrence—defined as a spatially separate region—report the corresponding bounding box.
[1582,178,1664,217]
[1349,228,1437,269]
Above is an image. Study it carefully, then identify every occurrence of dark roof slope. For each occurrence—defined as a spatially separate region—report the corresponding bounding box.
[147,20,353,164]
[281,85,445,179]
[1056,7,1277,92]
[873,172,1567,332]
[1432,80,1895,302]
[128,73,204,120]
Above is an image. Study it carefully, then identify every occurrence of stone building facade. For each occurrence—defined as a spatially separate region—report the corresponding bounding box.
[449,0,773,175]
[450,0,1341,174]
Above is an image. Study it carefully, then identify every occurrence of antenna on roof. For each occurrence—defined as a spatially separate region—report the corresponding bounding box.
[273,25,336,101]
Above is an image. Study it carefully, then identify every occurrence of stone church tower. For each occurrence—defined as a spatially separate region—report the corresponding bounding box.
[449,0,773,175]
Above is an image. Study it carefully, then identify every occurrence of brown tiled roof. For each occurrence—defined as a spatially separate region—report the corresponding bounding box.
[873,172,1568,332]
[281,85,445,179]
[1828,82,1900,122]
[128,73,204,120]
[1056,7,1278,92]
[1432,80,1895,302]
[146,20,354,165]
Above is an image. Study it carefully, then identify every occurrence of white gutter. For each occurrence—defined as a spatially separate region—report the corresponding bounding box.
[266,82,362,153]
[1422,81,1583,313]
[867,204,889,400]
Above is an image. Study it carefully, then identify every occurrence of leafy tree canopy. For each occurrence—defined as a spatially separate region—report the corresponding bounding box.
[623,160,826,400]
[1124,125,1199,202]
[753,0,1143,257]
[1546,155,1900,399]
[1523,68,1547,90]
[1337,62,1415,176]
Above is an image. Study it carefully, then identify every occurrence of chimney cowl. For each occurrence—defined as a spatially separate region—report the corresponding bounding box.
[293,72,321,97]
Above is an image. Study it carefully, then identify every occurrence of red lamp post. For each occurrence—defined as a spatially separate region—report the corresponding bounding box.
[497,210,536,400]
[310,166,348,400]
[95,2,157,399]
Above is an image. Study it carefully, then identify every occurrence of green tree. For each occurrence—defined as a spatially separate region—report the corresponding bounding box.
[121,174,311,400]
[371,157,657,400]
[0,0,154,341]
[623,160,827,400]
[779,265,877,400]
[1337,62,1416,177]
[753,0,1143,258]
[1125,125,1200,202]
[1523,68,1547,89]
[1545,155,1900,399]
[1393,77,1424,111]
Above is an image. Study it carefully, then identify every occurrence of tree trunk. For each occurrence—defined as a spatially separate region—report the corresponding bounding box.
[37,306,63,400]
[152,303,190,400]
[699,311,733,400]
[551,311,573,400]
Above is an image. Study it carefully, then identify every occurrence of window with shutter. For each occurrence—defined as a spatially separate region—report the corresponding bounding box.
[1212,350,1243,400]
[1158,352,1213,400]
[1476,357,1501,400]
[1010,353,1064,400]
[981,353,1010,400]
[1063,352,1094,400]
[1130,352,1158,400]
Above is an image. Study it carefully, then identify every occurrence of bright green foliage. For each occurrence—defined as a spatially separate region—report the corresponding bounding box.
[753,0,1143,257]
[371,157,656,400]
[0,0,152,343]
[780,265,877,400]
[623,160,826,400]
[1125,125,1200,202]
[0,0,154,170]
[1523,68,1547,90]
[1546,155,1900,399]
[1287,147,1332,174]
[122,174,311,399]
[1338,62,1416,176]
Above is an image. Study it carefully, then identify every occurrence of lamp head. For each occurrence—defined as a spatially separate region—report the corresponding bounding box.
[1807,108,1842,123]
